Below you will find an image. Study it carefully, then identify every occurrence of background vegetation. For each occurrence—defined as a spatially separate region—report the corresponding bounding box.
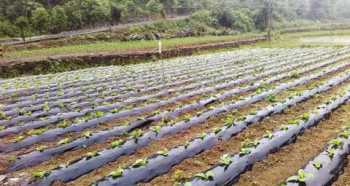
[1,0,350,39]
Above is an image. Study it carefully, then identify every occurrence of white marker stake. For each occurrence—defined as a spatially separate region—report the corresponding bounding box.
[158,40,162,54]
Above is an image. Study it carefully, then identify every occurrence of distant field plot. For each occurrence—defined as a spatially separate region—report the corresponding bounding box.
[301,36,350,46]
[2,48,350,186]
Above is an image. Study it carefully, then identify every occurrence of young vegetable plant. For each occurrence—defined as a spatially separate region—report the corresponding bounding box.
[263,131,274,139]
[328,138,343,149]
[224,115,235,127]
[287,169,313,183]
[157,149,169,157]
[32,171,50,180]
[82,131,93,138]
[109,168,124,179]
[151,126,161,135]
[301,113,310,122]
[265,95,277,103]
[194,171,214,181]
[219,154,232,166]
[57,138,71,145]
[86,151,100,160]
[312,161,323,170]
[132,158,148,168]
[128,129,143,142]
[111,139,125,149]
[36,145,48,152]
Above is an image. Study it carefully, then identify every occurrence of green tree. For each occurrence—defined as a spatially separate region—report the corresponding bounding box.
[15,16,30,41]
[32,7,50,33]
[146,0,164,15]
[49,6,68,33]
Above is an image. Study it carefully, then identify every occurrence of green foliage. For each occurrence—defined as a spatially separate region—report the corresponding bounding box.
[31,7,49,34]
[287,169,313,183]
[110,168,124,179]
[194,171,214,181]
[50,6,68,33]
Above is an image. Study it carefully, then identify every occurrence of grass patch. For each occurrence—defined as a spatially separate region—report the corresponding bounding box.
[4,33,261,60]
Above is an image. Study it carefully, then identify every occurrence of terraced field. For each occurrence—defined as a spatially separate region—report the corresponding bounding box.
[2,47,350,186]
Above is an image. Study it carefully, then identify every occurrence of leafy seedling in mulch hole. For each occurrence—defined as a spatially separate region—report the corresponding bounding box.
[110,168,124,179]
[263,131,274,139]
[329,138,343,149]
[83,131,93,138]
[219,154,232,166]
[313,161,323,170]
[43,102,50,112]
[86,151,100,160]
[301,113,310,121]
[213,127,222,134]
[129,129,143,142]
[280,125,290,131]
[183,114,192,122]
[239,148,252,157]
[32,171,50,180]
[95,111,105,118]
[132,158,148,168]
[224,115,235,127]
[36,145,48,152]
[58,120,69,128]
[0,111,9,120]
[327,147,337,159]
[265,95,277,103]
[287,169,313,183]
[241,139,260,149]
[111,108,120,114]
[287,119,299,125]
[57,138,70,145]
[27,128,48,136]
[339,131,350,139]
[199,133,207,140]
[111,139,125,149]
[151,126,161,135]
[14,135,25,143]
[194,171,214,181]
[157,149,169,157]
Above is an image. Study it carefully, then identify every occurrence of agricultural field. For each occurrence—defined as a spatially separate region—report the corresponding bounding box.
[2,46,350,186]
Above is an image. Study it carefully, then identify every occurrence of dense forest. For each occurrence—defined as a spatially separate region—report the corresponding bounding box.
[0,0,349,38]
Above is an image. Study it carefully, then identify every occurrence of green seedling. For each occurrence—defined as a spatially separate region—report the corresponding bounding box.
[313,161,323,170]
[198,133,207,140]
[194,171,214,181]
[111,139,125,149]
[301,113,310,121]
[340,131,350,139]
[36,145,48,152]
[287,169,312,183]
[110,168,124,179]
[263,131,274,139]
[239,148,252,156]
[151,126,161,135]
[219,154,232,166]
[86,151,100,159]
[329,139,343,149]
[157,149,169,157]
[129,129,143,140]
[265,95,277,103]
[14,135,25,142]
[132,158,148,168]
[83,131,93,138]
[57,138,70,145]
[32,171,50,179]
